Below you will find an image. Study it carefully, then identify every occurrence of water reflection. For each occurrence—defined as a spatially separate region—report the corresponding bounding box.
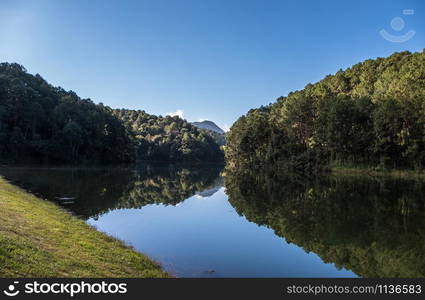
[1,165,424,277]
[225,170,425,277]
[0,164,223,219]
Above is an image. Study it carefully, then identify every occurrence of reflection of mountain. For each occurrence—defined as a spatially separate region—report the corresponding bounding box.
[196,177,223,198]
[196,187,220,198]
[0,164,223,219]
[225,169,425,278]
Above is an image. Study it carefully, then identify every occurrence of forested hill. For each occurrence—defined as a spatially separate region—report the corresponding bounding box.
[0,63,135,163]
[112,109,223,162]
[226,50,425,173]
[0,63,223,164]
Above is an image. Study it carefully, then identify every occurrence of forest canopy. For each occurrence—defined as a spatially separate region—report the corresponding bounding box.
[226,49,425,173]
[113,109,223,162]
[0,63,223,164]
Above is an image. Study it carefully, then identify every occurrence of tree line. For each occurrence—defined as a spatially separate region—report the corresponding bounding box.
[226,50,425,173]
[0,63,223,164]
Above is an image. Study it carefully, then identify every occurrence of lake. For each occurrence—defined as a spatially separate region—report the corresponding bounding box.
[1,164,424,277]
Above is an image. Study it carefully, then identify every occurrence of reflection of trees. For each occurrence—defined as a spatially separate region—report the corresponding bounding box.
[225,169,425,277]
[113,166,223,210]
[1,164,223,219]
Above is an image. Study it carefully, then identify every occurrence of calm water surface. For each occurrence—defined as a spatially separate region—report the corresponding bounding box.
[1,164,424,277]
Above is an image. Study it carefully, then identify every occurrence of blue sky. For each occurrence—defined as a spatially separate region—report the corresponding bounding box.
[0,0,424,131]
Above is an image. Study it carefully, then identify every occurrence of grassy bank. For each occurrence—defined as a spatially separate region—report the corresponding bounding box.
[331,164,425,180]
[0,177,169,278]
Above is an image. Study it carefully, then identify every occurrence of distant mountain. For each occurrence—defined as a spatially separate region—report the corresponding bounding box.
[191,120,226,146]
[191,120,225,134]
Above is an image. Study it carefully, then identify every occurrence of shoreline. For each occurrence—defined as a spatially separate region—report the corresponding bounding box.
[331,166,425,180]
[0,176,169,278]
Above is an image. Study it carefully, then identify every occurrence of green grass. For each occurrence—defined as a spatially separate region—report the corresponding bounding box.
[0,176,169,278]
[331,164,425,180]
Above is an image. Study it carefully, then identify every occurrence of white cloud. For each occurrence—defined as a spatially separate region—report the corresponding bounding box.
[197,118,206,122]
[166,109,185,119]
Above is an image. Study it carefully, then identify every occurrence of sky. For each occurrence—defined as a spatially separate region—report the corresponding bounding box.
[0,0,424,131]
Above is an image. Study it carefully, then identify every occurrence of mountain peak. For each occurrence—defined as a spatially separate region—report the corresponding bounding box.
[191,120,225,134]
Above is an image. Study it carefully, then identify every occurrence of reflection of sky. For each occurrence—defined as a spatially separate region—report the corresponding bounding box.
[88,187,356,278]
